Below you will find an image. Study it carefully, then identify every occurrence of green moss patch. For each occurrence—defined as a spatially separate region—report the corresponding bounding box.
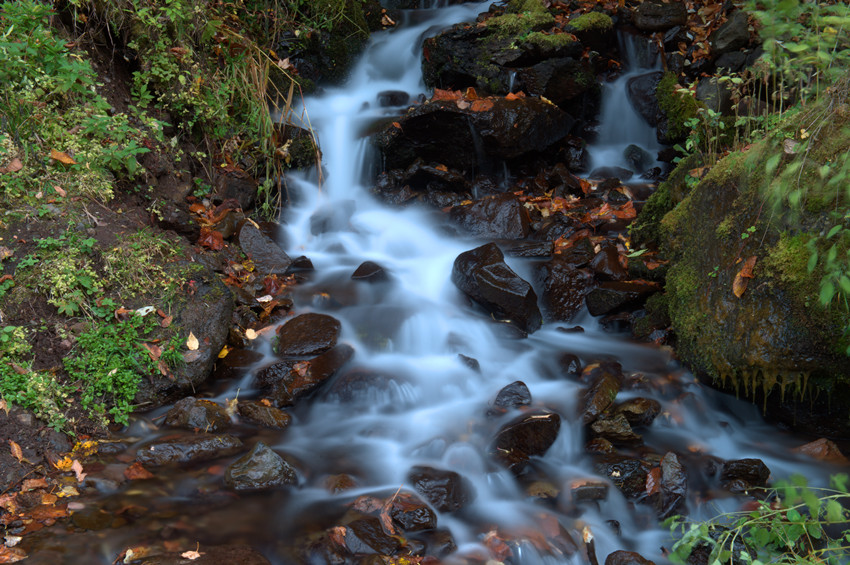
[569,12,613,32]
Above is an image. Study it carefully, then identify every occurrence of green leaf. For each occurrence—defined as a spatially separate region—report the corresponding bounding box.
[786,508,803,522]
[821,280,836,305]
[766,154,782,176]
[827,225,843,238]
[831,473,848,492]
[808,251,819,273]
[806,522,823,539]
[839,275,850,295]
[826,499,845,522]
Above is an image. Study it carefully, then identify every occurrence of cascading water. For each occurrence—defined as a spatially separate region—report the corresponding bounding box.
[586,33,663,177]
[37,4,847,564]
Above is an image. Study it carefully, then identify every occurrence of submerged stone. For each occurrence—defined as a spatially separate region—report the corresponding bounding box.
[137,434,243,466]
[491,410,561,471]
[225,441,297,491]
[163,397,231,432]
[276,313,342,356]
[408,465,475,512]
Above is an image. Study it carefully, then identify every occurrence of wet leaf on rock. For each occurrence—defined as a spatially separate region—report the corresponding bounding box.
[8,440,23,463]
[198,227,225,251]
[0,546,27,563]
[186,332,199,351]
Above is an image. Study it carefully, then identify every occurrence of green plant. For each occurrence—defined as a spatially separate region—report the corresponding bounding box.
[64,313,182,426]
[741,226,757,240]
[667,474,850,565]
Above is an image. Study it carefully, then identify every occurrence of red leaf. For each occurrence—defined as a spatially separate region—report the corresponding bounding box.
[124,461,155,480]
[740,255,757,278]
[470,99,494,112]
[646,467,661,496]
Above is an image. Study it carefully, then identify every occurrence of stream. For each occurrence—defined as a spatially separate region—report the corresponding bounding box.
[23,2,848,564]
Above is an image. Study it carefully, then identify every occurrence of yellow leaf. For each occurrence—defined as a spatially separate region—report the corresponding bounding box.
[218,345,230,359]
[732,271,749,298]
[49,149,77,165]
[54,456,74,471]
[186,332,199,351]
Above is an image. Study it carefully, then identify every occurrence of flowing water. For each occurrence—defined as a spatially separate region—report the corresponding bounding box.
[30,3,847,564]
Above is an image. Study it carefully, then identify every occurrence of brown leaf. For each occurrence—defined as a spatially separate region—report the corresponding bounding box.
[1,158,23,174]
[49,149,77,165]
[293,361,310,378]
[740,255,757,278]
[0,546,27,563]
[21,478,49,491]
[198,228,224,251]
[53,185,66,197]
[160,315,173,328]
[0,247,12,261]
[464,87,479,101]
[505,91,526,100]
[732,270,748,298]
[381,13,395,26]
[124,461,155,480]
[141,342,162,361]
[9,440,23,462]
[189,203,207,215]
[0,399,7,415]
[432,88,461,101]
[646,467,661,496]
[470,99,494,112]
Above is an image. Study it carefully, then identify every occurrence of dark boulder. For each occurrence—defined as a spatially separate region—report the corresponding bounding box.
[579,367,623,424]
[590,242,628,281]
[593,456,649,499]
[352,261,390,283]
[408,465,475,512]
[389,491,438,531]
[136,434,243,466]
[623,144,654,174]
[342,516,403,555]
[488,380,532,416]
[449,193,531,240]
[452,243,542,333]
[634,1,688,31]
[605,550,656,565]
[257,344,355,406]
[591,413,642,445]
[374,98,574,173]
[515,57,598,109]
[237,401,292,429]
[626,71,664,127]
[658,452,687,519]
[585,281,659,316]
[491,410,561,471]
[614,397,661,427]
[237,223,291,276]
[276,313,342,356]
[710,11,751,56]
[225,441,298,491]
[163,397,231,432]
[721,458,770,491]
[538,259,595,322]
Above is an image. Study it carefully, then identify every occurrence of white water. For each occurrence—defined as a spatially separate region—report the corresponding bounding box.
[261,4,841,563]
[586,33,663,176]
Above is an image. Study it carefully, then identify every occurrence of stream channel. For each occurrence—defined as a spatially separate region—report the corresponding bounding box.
[26,2,849,564]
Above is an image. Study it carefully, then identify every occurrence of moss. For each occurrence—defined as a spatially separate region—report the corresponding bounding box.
[569,12,613,32]
[656,71,700,141]
[523,31,576,50]
[506,0,548,14]
[762,233,818,301]
[486,12,555,37]
[631,155,701,248]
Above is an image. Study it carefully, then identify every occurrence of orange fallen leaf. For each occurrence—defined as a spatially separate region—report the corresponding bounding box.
[9,440,23,462]
[21,478,49,491]
[740,255,757,278]
[198,227,224,251]
[464,87,479,100]
[189,203,207,215]
[124,461,155,480]
[71,459,87,482]
[0,546,27,562]
[186,332,199,351]
[732,270,749,298]
[54,456,74,472]
[49,149,76,165]
[53,185,66,197]
[646,467,661,496]
[432,88,461,101]
[293,361,311,377]
[470,99,494,112]
[160,315,173,328]
[141,343,162,361]
[391,121,402,130]
[1,158,23,173]
[435,164,448,172]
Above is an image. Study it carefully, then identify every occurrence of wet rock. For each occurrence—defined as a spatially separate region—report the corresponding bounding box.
[710,10,750,55]
[237,223,291,276]
[324,368,406,405]
[591,413,642,445]
[71,507,114,530]
[237,401,292,429]
[539,258,595,322]
[449,193,531,240]
[505,241,554,258]
[579,368,623,424]
[138,545,271,565]
[793,438,849,464]
[351,261,390,283]
[452,243,542,333]
[136,434,243,466]
[310,200,355,235]
[559,352,582,377]
[586,438,616,454]
[588,166,634,181]
[408,465,475,512]
[344,516,403,555]
[585,281,659,316]
[594,456,649,499]
[605,550,657,565]
[658,452,687,519]
[225,441,297,491]
[721,458,770,490]
[134,268,233,409]
[377,90,410,107]
[634,0,687,31]
[213,172,257,212]
[559,237,596,266]
[590,242,628,281]
[614,398,661,427]
[276,313,342,356]
[571,480,609,502]
[515,57,598,109]
[715,51,749,72]
[695,76,735,115]
[324,474,358,493]
[626,72,664,128]
[488,380,532,416]
[535,214,578,242]
[259,344,355,406]
[623,144,654,174]
[374,97,574,173]
[491,410,561,472]
[163,397,230,433]
[213,348,264,380]
[458,354,481,372]
[389,491,438,531]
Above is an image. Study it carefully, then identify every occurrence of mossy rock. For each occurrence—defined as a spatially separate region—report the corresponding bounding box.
[656,71,700,143]
[569,12,613,32]
[657,102,850,435]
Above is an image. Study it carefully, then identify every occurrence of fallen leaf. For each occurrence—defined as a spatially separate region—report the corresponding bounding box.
[54,456,74,472]
[136,305,155,317]
[189,203,207,215]
[245,328,258,340]
[464,87,479,100]
[646,467,661,496]
[470,99,494,112]
[9,440,23,462]
[49,149,77,165]
[71,459,86,482]
[391,121,401,130]
[218,345,230,359]
[53,185,66,197]
[381,13,395,26]
[732,270,748,298]
[0,399,7,415]
[432,88,461,101]
[0,247,12,261]
[183,350,201,363]
[293,361,311,377]
[186,332,199,351]
[0,546,27,562]
[740,255,757,278]
[456,100,470,110]
[160,315,173,328]
[21,478,49,491]
[141,343,162,361]
[1,158,23,174]
[198,228,224,251]
[124,461,155,480]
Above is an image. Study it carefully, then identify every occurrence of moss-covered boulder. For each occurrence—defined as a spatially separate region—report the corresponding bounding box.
[652,98,850,437]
